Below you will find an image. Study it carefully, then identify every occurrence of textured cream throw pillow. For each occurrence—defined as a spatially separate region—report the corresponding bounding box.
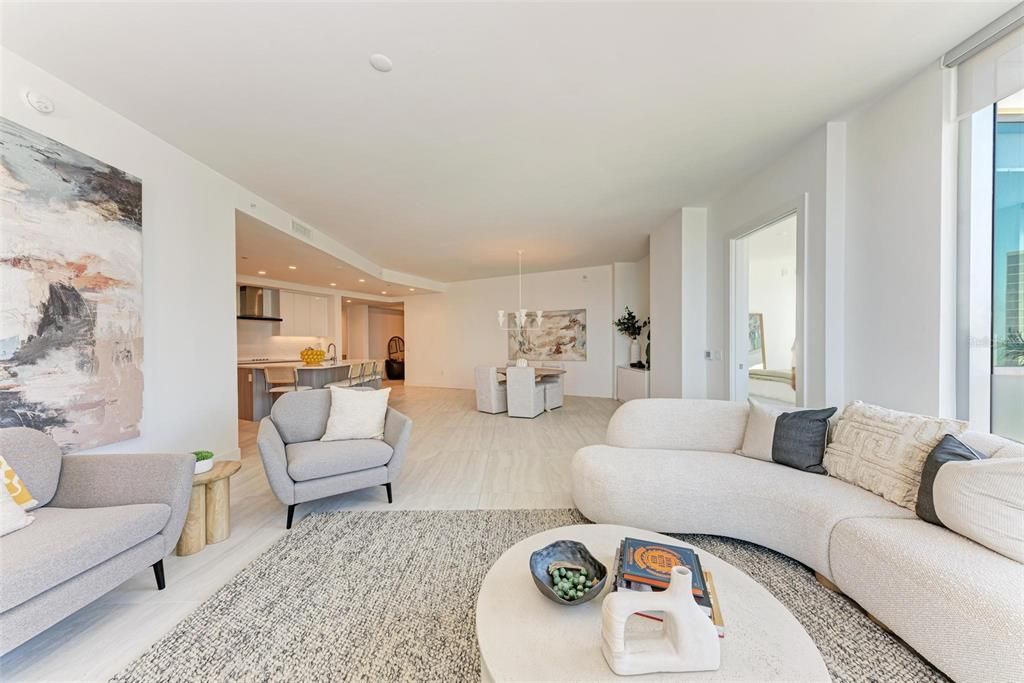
[824,401,967,509]
[321,387,391,441]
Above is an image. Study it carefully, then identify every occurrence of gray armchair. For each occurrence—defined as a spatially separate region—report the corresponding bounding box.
[257,388,413,528]
[0,427,193,655]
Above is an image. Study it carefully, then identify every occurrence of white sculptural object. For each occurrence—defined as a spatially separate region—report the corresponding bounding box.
[601,565,721,676]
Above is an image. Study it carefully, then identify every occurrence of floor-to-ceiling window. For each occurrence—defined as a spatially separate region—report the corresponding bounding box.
[992,92,1024,440]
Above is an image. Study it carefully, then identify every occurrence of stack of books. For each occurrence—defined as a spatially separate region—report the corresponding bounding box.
[612,537,725,637]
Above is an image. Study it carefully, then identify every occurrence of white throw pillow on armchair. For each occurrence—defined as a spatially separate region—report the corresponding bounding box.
[0,486,33,537]
[322,386,391,441]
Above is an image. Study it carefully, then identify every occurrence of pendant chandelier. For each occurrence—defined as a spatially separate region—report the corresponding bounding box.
[497,250,543,331]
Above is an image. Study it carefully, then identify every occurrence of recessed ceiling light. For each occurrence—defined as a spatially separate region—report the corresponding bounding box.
[381,290,387,295]
[257,270,267,275]
[409,288,415,292]
[346,300,353,303]
[358,278,366,283]
[288,265,297,270]
[369,54,393,73]
[329,282,336,287]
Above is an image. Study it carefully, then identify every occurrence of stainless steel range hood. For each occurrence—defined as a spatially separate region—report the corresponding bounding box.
[237,286,283,321]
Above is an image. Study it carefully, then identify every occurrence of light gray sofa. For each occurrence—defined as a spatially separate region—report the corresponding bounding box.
[0,427,193,655]
[257,388,413,528]
[571,399,1024,683]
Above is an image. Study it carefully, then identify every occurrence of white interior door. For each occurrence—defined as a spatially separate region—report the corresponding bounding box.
[731,238,751,401]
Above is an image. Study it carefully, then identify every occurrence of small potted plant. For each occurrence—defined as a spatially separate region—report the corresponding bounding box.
[614,307,649,367]
[192,450,214,475]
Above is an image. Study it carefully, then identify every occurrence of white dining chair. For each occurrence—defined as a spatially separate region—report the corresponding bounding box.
[540,372,564,410]
[475,366,508,414]
[506,366,545,418]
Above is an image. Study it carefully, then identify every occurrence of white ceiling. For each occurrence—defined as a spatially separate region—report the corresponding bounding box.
[235,211,429,297]
[2,2,1012,281]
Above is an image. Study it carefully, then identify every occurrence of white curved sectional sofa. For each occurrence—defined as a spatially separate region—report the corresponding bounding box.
[572,398,1024,683]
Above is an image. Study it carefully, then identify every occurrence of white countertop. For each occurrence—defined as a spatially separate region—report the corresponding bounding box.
[237,359,370,370]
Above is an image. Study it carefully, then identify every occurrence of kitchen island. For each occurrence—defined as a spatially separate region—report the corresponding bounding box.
[237,359,372,421]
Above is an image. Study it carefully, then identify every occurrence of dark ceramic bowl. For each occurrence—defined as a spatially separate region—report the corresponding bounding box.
[529,539,608,606]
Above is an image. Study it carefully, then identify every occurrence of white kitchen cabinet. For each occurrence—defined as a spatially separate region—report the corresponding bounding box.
[278,291,329,338]
[293,294,311,336]
[279,291,296,336]
[309,296,328,337]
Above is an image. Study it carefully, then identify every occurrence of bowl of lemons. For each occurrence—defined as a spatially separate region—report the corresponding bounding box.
[300,347,326,366]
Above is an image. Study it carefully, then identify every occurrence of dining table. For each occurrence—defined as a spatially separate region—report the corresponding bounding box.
[494,366,567,383]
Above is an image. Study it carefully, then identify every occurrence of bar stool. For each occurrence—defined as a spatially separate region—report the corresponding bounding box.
[324,364,353,388]
[264,367,311,401]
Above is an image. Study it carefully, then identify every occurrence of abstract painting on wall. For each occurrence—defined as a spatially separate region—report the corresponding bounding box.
[508,309,587,361]
[1,117,143,452]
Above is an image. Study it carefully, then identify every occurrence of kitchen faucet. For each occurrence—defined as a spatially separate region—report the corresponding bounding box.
[326,343,337,363]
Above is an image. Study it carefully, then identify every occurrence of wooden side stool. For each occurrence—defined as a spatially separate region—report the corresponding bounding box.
[176,461,242,556]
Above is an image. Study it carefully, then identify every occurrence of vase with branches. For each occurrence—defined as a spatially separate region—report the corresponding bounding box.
[614,307,649,366]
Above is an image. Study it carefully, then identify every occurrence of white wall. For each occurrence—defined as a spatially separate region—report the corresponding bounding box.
[0,49,306,458]
[404,265,614,397]
[748,258,797,370]
[346,304,370,359]
[747,217,798,370]
[368,307,404,359]
[612,256,650,370]
[649,209,707,398]
[649,212,683,398]
[844,64,955,416]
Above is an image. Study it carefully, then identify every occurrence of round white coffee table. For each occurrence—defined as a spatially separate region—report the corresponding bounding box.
[476,524,829,682]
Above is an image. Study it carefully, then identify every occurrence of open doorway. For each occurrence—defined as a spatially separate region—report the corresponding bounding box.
[341,298,405,385]
[731,213,800,407]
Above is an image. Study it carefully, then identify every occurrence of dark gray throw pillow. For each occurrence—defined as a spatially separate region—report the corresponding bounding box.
[916,434,984,525]
[771,407,838,474]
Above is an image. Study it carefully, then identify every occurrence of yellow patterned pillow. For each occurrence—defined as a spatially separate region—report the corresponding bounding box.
[0,456,38,510]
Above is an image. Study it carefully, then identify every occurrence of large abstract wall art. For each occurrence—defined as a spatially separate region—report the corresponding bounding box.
[508,309,587,362]
[1,117,143,452]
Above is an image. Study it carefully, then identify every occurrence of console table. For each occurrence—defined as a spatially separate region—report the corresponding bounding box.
[615,365,650,402]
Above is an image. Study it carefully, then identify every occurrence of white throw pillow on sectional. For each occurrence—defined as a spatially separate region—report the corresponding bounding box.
[0,486,33,537]
[933,456,1024,563]
[736,400,778,462]
[322,386,391,441]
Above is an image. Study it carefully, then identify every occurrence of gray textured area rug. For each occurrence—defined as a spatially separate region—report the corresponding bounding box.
[112,509,946,682]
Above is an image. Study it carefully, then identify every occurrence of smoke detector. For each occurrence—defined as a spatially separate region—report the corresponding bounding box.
[369,54,393,72]
[24,91,55,114]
